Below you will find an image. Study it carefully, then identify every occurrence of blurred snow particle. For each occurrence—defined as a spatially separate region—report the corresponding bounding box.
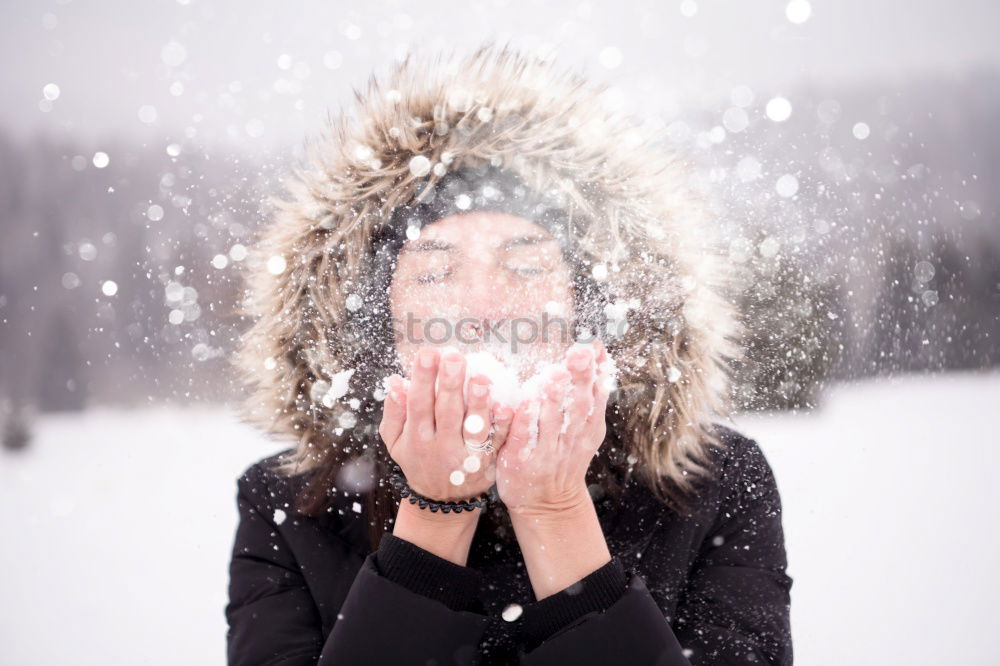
[731,84,754,107]
[273,508,287,525]
[229,244,248,261]
[463,455,482,473]
[337,456,376,494]
[765,97,792,122]
[78,241,98,261]
[323,50,343,70]
[137,105,158,124]
[722,107,749,133]
[921,290,939,307]
[405,224,421,241]
[736,156,763,183]
[598,46,623,69]
[92,152,110,168]
[266,255,287,275]
[245,119,265,138]
[591,263,609,281]
[464,414,485,435]
[168,309,184,325]
[61,272,80,289]
[816,99,842,124]
[340,22,362,40]
[101,280,118,297]
[345,294,363,311]
[502,603,523,622]
[667,367,682,383]
[327,368,356,404]
[785,0,812,24]
[959,200,981,220]
[160,41,187,67]
[338,411,358,429]
[42,83,60,101]
[166,143,182,157]
[408,155,431,177]
[711,535,725,546]
[852,122,871,140]
[147,204,164,222]
[679,0,698,18]
[352,501,363,513]
[914,261,935,283]
[263,357,277,370]
[449,470,466,486]
[455,193,472,210]
[759,236,781,258]
[211,254,228,270]
[775,174,800,198]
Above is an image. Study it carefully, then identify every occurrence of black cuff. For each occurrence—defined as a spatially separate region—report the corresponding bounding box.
[374,533,484,613]
[519,556,628,649]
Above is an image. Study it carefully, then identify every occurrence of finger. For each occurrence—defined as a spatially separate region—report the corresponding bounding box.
[503,399,536,465]
[537,369,571,452]
[490,403,514,452]
[434,349,466,439]
[407,347,440,444]
[378,374,408,453]
[586,358,613,451]
[563,345,596,443]
[462,374,492,446]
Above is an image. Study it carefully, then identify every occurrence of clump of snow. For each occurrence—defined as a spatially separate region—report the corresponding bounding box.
[382,342,619,451]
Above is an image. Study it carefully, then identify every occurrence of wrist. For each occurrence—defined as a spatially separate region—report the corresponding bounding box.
[392,500,481,566]
[507,486,594,525]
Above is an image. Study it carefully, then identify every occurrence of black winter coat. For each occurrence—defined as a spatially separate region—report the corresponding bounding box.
[224,426,793,665]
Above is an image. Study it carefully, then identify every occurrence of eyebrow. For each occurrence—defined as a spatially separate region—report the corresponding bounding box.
[501,234,555,251]
[401,234,555,253]
[400,238,455,253]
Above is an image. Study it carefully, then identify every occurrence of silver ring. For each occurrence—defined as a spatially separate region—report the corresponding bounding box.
[464,423,496,455]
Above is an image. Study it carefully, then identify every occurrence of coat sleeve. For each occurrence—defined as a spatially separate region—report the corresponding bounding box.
[225,463,491,666]
[516,435,793,666]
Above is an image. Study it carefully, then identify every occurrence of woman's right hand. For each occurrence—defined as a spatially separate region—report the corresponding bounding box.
[379,346,514,503]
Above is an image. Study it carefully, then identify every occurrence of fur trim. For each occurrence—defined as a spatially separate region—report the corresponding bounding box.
[233,42,743,508]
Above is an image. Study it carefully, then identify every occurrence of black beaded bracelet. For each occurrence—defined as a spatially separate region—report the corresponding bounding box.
[388,463,489,513]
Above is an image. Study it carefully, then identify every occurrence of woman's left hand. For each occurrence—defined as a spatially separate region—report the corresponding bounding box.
[495,340,612,516]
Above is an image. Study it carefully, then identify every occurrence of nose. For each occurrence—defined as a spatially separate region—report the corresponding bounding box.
[454,256,512,338]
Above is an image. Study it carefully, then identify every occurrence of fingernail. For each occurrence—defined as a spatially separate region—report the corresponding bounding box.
[471,383,489,398]
[444,355,462,376]
[419,349,436,368]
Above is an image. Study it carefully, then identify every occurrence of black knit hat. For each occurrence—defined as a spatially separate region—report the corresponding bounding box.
[372,162,574,260]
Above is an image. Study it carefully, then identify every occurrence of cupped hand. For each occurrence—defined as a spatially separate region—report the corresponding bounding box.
[494,340,612,516]
[378,346,514,502]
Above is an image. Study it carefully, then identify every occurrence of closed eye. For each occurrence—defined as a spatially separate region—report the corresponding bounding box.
[504,264,548,278]
[416,268,452,284]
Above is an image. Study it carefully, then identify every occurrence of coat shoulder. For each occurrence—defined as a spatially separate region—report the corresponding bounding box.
[706,423,784,521]
[234,446,301,515]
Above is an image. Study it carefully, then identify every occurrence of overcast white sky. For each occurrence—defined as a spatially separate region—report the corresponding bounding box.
[3,0,998,154]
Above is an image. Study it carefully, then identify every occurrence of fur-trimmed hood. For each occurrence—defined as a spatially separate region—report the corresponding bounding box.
[234,43,742,519]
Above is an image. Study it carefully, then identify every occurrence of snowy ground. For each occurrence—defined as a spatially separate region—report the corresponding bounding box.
[1,370,998,665]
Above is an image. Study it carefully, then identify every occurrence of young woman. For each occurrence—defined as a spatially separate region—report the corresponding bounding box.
[226,45,793,665]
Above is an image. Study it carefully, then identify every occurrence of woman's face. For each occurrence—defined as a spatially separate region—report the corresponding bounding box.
[389,211,575,380]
